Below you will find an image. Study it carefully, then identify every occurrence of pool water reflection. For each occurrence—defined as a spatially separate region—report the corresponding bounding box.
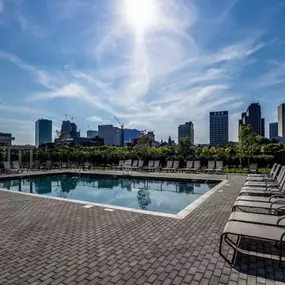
[0,175,217,214]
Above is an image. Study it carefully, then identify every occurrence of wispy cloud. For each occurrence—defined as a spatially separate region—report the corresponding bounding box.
[86,116,103,122]
[0,103,55,117]
[17,14,48,38]
[255,61,285,87]
[0,51,62,89]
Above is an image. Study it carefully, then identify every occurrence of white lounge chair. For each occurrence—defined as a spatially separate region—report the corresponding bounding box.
[206,161,215,173]
[180,161,193,172]
[215,161,223,173]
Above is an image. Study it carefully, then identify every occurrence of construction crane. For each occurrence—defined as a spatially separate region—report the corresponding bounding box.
[114,116,124,146]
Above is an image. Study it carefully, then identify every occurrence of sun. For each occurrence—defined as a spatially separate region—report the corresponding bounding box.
[124,0,157,33]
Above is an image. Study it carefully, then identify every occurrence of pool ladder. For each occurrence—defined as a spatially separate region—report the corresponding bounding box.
[204,170,227,184]
[122,165,132,176]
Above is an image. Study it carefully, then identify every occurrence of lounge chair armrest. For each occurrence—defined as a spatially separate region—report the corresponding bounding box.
[269,194,285,202]
[277,215,285,226]
[271,200,285,213]
[274,206,285,216]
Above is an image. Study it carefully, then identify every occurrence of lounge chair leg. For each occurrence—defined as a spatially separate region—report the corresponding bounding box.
[219,233,234,267]
[280,240,282,267]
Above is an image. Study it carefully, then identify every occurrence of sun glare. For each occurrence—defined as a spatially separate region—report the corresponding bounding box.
[124,0,157,32]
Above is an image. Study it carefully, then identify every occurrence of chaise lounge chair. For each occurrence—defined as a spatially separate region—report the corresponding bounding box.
[131,160,144,171]
[246,163,280,182]
[131,160,138,169]
[248,163,277,178]
[180,160,193,172]
[190,160,201,173]
[148,160,160,172]
[206,161,215,173]
[239,170,285,198]
[232,199,285,215]
[242,166,284,190]
[169,160,179,172]
[162,161,173,172]
[122,159,132,170]
[12,161,22,173]
[215,161,224,173]
[3,161,20,174]
[249,163,258,174]
[228,211,285,227]
[113,160,124,170]
[143,160,154,171]
[219,221,285,266]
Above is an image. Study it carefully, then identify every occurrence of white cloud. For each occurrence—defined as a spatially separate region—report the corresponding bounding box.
[17,14,48,38]
[0,103,55,117]
[86,116,103,122]
[254,61,285,88]
[28,83,85,100]
[0,50,62,89]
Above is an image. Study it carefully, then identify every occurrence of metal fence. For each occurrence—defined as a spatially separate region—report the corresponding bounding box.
[274,149,285,166]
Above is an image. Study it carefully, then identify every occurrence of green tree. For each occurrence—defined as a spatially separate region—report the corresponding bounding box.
[237,125,258,165]
[261,143,285,154]
[134,133,152,158]
[54,130,69,147]
[178,137,194,158]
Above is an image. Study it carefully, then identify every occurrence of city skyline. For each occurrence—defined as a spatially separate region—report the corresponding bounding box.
[3,101,285,146]
[0,0,285,144]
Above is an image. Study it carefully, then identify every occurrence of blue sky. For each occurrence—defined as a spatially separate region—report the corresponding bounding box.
[0,0,285,144]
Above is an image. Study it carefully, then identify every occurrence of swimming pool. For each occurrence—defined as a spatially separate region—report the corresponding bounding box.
[0,175,218,215]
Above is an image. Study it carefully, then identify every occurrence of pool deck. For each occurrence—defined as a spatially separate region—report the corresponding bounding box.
[0,171,284,284]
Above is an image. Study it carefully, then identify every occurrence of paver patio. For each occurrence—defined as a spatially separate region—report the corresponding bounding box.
[0,172,284,285]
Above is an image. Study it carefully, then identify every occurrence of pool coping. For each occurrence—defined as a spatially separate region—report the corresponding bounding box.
[0,170,227,219]
[0,169,223,183]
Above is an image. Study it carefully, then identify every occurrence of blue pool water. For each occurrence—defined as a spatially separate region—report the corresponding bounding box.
[0,175,217,214]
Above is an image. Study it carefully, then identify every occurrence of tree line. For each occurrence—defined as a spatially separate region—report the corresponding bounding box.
[1,126,284,168]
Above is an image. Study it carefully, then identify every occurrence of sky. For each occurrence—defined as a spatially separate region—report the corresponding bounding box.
[0,0,285,145]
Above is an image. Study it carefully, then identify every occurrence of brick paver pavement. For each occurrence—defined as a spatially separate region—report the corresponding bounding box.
[0,174,285,284]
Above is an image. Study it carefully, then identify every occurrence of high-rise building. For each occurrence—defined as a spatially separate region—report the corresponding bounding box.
[98,125,121,146]
[87,130,98,138]
[0,132,15,146]
[269,122,278,139]
[239,103,265,136]
[278,103,285,138]
[61,120,80,138]
[124,129,141,143]
[178,121,194,144]
[209,111,229,145]
[35,119,52,147]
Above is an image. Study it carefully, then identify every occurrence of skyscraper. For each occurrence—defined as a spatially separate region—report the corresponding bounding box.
[124,129,141,144]
[278,103,285,138]
[239,103,265,136]
[269,122,278,139]
[209,111,229,145]
[35,119,52,147]
[178,121,194,144]
[87,130,98,138]
[61,120,80,138]
[98,125,121,146]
